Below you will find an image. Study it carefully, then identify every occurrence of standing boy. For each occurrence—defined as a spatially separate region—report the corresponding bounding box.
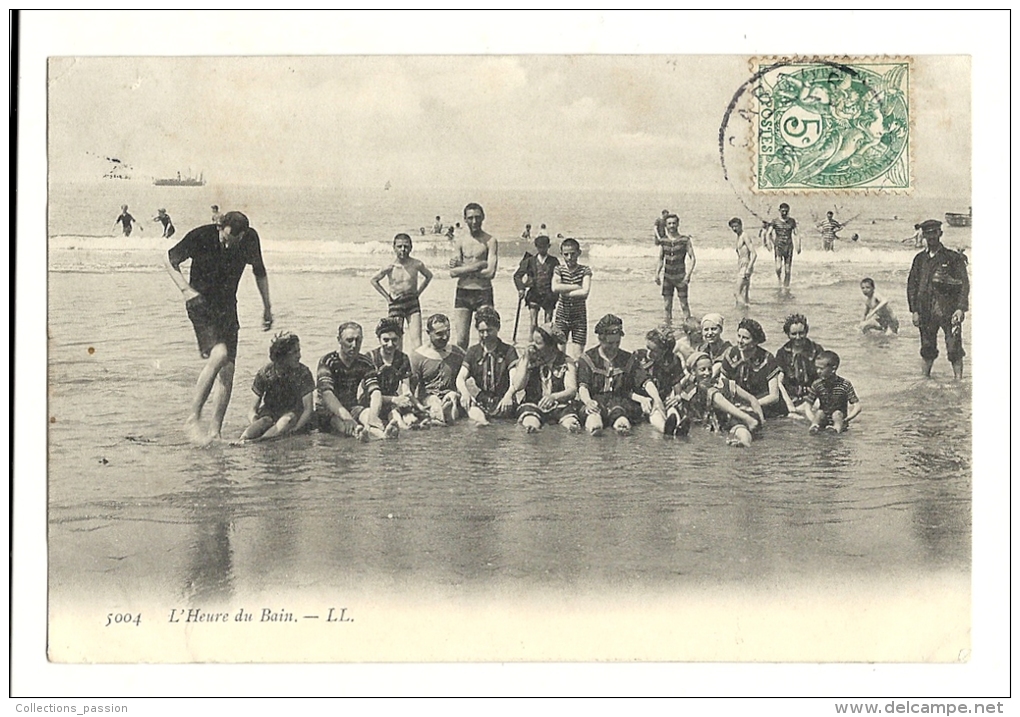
[551,237,592,360]
[513,234,560,338]
[371,233,433,350]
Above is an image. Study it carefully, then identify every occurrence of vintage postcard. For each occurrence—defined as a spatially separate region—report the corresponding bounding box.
[15,10,1009,698]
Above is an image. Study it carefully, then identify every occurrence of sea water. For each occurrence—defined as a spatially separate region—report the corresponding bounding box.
[47,181,971,650]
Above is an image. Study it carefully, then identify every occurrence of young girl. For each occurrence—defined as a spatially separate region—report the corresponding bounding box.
[632,327,689,436]
[683,352,763,447]
[239,332,315,443]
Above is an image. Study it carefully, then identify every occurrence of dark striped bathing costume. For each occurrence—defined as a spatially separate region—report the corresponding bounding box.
[553,263,592,345]
[657,233,691,297]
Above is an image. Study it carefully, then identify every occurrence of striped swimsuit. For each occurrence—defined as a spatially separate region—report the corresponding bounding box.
[553,263,592,345]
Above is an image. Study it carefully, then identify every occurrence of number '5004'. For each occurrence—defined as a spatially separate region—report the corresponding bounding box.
[106,612,141,626]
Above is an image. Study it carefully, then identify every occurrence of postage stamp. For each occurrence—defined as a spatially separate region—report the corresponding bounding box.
[749,57,911,192]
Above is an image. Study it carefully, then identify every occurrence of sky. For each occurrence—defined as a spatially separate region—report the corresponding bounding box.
[48,52,970,195]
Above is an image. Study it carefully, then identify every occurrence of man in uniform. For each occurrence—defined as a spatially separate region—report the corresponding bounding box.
[906,219,969,379]
[165,211,273,443]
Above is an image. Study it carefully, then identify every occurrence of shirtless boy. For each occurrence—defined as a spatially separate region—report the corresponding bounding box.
[730,217,757,306]
[859,278,900,335]
[449,203,498,348]
[371,233,433,349]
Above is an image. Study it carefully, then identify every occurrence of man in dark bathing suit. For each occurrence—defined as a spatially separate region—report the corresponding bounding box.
[165,211,273,444]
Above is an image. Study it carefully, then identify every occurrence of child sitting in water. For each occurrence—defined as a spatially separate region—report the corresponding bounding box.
[682,352,763,447]
[632,327,690,436]
[807,350,861,434]
[859,277,899,334]
[370,233,434,350]
[239,332,316,443]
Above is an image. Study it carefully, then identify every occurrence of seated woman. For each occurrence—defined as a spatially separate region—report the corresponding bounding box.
[513,324,581,433]
[683,351,763,447]
[632,327,689,436]
[718,317,788,419]
[775,313,824,419]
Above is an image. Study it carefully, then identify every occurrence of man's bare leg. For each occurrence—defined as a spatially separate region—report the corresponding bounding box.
[922,358,935,378]
[452,307,472,349]
[406,313,423,351]
[663,294,674,327]
[207,360,235,439]
[951,359,964,380]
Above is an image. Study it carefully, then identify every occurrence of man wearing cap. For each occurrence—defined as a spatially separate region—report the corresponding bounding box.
[766,202,801,292]
[907,219,969,379]
[166,211,273,443]
[576,314,642,435]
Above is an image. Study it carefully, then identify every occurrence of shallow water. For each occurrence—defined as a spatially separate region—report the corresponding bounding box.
[49,260,971,606]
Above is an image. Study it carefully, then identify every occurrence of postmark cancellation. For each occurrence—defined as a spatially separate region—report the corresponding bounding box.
[749,57,911,193]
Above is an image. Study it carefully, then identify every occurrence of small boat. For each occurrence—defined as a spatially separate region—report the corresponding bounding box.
[944,207,972,227]
[154,171,205,187]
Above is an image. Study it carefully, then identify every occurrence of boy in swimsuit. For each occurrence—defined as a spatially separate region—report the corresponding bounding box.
[371,233,433,350]
[807,350,861,434]
[238,332,316,443]
[859,277,900,335]
[513,234,560,338]
[730,217,756,307]
[153,208,175,239]
[114,205,141,236]
[632,327,689,436]
[551,237,592,360]
[683,352,763,447]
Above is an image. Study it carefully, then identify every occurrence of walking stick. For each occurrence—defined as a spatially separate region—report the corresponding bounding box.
[512,293,525,344]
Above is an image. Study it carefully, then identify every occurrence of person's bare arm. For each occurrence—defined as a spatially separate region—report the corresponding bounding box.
[563,273,591,300]
[292,393,314,433]
[415,260,433,297]
[247,394,262,424]
[733,383,766,424]
[255,274,273,331]
[684,240,697,284]
[845,398,862,424]
[456,364,475,409]
[164,255,201,302]
[370,266,393,302]
[746,237,757,273]
[480,238,498,280]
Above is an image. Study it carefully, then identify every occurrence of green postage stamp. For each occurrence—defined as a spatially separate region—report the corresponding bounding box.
[751,57,911,192]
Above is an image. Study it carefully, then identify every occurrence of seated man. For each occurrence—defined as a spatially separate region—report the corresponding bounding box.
[410,313,467,425]
[456,306,519,425]
[576,314,642,436]
[315,322,396,440]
